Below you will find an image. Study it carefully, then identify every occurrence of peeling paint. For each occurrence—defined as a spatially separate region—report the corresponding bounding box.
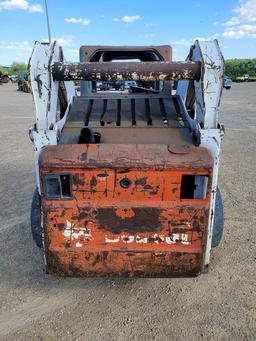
[64,220,92,240]
[104,233,191,245]
[52,61,201,82]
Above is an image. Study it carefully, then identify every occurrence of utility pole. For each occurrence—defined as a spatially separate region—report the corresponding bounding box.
[45,0,52,44]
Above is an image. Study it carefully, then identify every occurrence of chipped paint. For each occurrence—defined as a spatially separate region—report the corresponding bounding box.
[41,143,212,277]
[64,220,92,241]
[104,233,191,245]
[52,61,201,82]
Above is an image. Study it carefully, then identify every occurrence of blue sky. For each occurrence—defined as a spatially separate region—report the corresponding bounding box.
[1,0,256,66]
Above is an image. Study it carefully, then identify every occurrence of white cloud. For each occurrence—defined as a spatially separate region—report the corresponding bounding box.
[239,24,256,31]
[57,36,73,46]
[223,30,247,38]
[222,23,256,39]
[221,0,256,39]
[113,15,141,23]
[121,15,141,23]
[223,17,241,27]
[233,0,256,22]
[223,0,256,26]
[112,15,141,23]
[64,17,91,26]
[0,40,32,51]
[28,3,42,12]
[0,0,42,12]
[41,36,73,47]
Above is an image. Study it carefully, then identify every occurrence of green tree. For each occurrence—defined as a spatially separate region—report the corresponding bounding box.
[225,59,256,79]
[0,62,27,75]
[0,66,10,74]
[10,62,27,75]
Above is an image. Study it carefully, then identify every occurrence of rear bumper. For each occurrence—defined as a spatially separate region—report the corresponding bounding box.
[45,249,203,277]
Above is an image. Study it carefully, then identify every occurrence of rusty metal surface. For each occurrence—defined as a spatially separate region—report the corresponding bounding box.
[79,45,173,63]
[65,95,179,127]
[45,250,203,277]
[39,144,213,170]
[52,61,201,82]
[40,144,213,277]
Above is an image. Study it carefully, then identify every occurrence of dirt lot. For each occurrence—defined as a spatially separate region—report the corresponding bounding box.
[0,83,255,341]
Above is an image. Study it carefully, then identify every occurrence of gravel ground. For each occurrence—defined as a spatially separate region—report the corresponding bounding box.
[0,83,255,341]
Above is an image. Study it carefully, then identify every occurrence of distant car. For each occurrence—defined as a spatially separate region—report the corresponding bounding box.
[235,76,244,82]
[0,74,10,83]
[125,81,137,89]
[113,81,125,90]
[17,72,31,93]
[10,75,19,83]
[235,74,250,82]
[99,82,110,91]
[244,74,249,82]
[112,81,137,91]
[223,76,232,90]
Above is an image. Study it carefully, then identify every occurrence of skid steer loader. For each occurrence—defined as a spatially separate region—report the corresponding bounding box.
[29,40,224,277]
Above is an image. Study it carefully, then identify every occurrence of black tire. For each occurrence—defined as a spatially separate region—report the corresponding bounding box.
[31,188,43,248]
[211,187,224,248]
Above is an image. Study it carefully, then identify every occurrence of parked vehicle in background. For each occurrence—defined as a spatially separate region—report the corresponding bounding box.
[244,74,249,81]
[10,75,19,83]
[0,73,10,83]
[99,82,111,91]
[17,72,31,93]
[113,80,125,90]
[223,76,232,89]
[124,81,137,89]
[236,76,245,82]
[235,74,250,82]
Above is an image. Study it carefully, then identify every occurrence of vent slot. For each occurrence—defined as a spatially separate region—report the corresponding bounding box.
[180,175,208,199]
[44,174,72,199]
[60,175,72,197]
[45,177,61,198]
[131,99,136,125]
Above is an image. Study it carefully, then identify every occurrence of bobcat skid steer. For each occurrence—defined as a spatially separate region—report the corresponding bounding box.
[29,40,224,277]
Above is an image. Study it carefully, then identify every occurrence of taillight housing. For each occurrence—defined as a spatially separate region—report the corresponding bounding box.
[43,174,72,199]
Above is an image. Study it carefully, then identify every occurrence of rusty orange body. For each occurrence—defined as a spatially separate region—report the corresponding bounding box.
[40,144,213,277]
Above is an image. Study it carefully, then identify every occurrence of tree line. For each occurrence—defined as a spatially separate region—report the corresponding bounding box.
[0,62,27,76]
[225,59,256,79]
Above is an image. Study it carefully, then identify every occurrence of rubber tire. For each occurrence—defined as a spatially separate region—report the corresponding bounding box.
[211,187,224,248]
[31,188,43,248]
